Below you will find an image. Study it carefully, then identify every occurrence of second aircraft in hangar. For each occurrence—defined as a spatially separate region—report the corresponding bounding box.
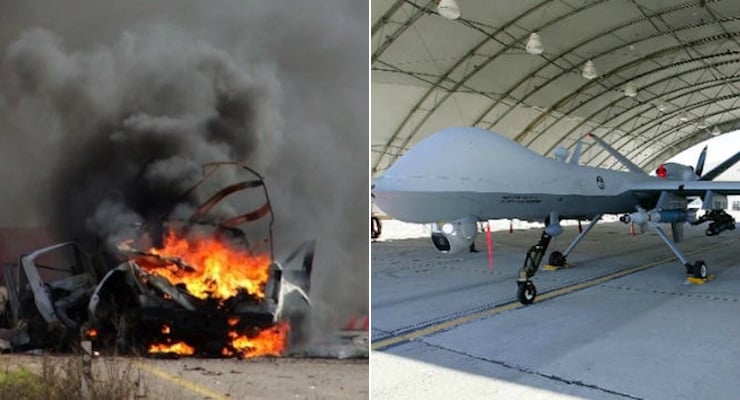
[372,127,740,304]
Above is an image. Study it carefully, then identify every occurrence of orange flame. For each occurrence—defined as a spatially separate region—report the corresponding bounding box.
[222,321,290,358]
[148,341,195,356]
[130,228,289,358]
[137,229,272,300]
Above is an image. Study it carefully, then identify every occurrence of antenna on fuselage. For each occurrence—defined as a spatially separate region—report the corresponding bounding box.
[587,132,647,175]
[569,141,583,165]
[553,147,569,162]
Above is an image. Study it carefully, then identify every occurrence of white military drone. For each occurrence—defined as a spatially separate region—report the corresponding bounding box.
[373,127,740,304]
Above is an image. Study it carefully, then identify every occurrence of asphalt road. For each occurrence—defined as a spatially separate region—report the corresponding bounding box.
[0,354,368,400]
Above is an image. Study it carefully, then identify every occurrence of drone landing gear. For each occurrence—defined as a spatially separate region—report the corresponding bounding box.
[516,231,551,305]
[516,214,602,304]
[517,281,537,304]
[650,223,712,284]
[544,214,603,271]
[685,261,714,285]
[543,251,567,271]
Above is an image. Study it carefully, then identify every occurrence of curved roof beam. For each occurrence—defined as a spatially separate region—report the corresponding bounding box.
[516,30,740,146]
[583,77,740,167]
[554,57,740,162]
[374,1,721,173]
[372,0,405,35]
[545,55,740,153]
[631,108,740,168]
[372,0,431,63]
[536,37,740,157]
[590,100,740,170]
[605,98,740,169]
[581,85,740,169]
[641,131,715,170]
[374,0,698,172]
[640,116,740,169]
[373,59,505,100]
[371,0,606,173]
[589,88,740,168]
[372,0,740,176]
[474,1,702,129]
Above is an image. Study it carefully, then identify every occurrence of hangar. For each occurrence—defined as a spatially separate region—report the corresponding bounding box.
[372,0,740,175]
[371,2,740,399]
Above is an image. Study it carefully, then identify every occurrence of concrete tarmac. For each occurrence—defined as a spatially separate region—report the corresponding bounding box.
[371,221,740,399]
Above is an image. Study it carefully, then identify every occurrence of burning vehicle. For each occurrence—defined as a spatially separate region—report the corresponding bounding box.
[1,241,103,352]
[0,162,313,357]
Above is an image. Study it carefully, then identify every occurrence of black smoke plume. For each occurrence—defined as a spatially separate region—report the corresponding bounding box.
[0,1,367,340]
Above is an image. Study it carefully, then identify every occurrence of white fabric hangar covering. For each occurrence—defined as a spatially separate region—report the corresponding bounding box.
[372,0,740,177]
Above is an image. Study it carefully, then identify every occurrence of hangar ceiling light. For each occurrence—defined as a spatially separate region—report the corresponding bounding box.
[372,1,740,176]
[624,82,637,97]
[437,0,461,20]
[582,60,598,80]
[526,32,544,55]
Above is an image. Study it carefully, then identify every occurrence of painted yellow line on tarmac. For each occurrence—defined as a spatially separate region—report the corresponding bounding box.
[135,360,230,400]
[371,239,735,351]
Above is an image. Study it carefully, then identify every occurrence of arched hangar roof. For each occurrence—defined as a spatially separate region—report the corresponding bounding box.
[371,0,740,177]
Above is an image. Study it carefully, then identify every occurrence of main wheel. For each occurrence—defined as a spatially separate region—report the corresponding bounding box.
[548,251,566,267]
[706,223,716,236]
[692,261,708,279]
[517,281,537,305]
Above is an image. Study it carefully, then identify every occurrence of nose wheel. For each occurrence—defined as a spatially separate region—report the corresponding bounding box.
[517,281,537,304]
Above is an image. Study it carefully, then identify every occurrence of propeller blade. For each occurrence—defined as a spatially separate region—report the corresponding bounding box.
[695,145,707,177]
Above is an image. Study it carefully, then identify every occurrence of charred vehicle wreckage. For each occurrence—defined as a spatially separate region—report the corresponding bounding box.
[0,162,314,358]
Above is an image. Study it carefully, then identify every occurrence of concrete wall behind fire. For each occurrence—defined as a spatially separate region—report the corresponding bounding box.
[0,1,368,333]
